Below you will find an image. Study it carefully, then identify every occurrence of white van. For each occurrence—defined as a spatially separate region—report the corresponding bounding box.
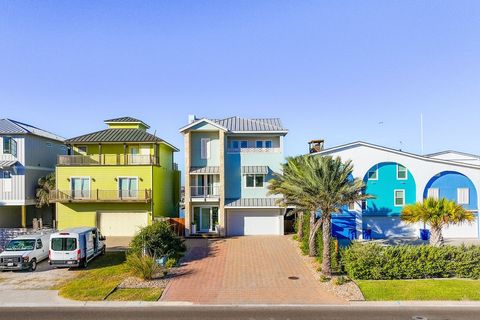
[0,233,51,271]
[49,227,106,268]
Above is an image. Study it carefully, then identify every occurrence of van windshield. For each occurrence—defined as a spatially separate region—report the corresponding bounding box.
[5,239,35,251]
[51,238,77,251]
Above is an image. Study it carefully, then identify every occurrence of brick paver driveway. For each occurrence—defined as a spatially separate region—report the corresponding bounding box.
[161,236,345,304]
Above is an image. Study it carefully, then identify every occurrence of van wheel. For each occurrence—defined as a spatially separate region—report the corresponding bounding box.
[101,246,106,256]
[81,258,88,269]
[30,259,37,272]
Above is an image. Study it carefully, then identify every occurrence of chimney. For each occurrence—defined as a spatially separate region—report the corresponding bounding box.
[188,114,196,124]
[308,139,324,154]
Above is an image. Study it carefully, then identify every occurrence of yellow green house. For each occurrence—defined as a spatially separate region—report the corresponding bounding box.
[51,117,180,238]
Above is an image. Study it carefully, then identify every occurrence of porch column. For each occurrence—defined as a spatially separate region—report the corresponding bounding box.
[219,130,226,236]
[98,144,102,164]
[21,205,27,228]
[184,132,192,236]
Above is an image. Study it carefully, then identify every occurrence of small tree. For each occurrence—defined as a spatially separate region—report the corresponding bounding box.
[36,172,55,208]
[401,197,475,247]
[130,221,186,260]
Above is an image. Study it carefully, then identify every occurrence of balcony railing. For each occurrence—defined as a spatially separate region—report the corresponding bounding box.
[49,189,152,203]
[226,147,281,153]
[58,154,159,166]
[190,186,220,198]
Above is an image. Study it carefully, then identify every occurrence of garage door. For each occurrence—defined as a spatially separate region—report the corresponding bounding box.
[227,209,283,236]
[442,215,479,239]
[97,212,149,237]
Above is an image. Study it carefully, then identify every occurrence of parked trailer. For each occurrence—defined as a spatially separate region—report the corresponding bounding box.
[49,227,106,268]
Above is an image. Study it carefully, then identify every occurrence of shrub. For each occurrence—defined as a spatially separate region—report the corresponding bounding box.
[126,253,161,280]
[333,276,348,286]
[341,243,480,280]
[130,221,186,260]
[165,258,177,269]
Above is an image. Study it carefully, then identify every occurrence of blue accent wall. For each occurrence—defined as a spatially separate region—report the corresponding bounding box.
[363,162,416,216]
[423,171,478,211]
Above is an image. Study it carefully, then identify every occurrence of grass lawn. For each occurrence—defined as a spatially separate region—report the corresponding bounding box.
[357,279,480,301]
[55,251,163,301]
[107,288,163,301]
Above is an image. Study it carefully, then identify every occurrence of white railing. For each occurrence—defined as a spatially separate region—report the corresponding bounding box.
[191,186,220,197]
[58,154,158,166]
[0,154,16,161]
[226,147,281,153]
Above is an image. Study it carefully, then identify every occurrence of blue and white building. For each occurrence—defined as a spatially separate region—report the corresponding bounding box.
[180,116,288,236]
[312,141,480,240]
[0,119,66,227]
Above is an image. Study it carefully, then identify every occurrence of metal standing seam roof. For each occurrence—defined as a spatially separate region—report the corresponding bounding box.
[225,198,280,207]
[189,166,220,174]
[241,166,269,174]
[0,119,65,141]
[210,117,287,132]
[65,128,164,144]
[104,117,150,128]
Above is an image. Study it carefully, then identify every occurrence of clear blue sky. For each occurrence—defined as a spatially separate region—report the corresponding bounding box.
[1,1,479,171]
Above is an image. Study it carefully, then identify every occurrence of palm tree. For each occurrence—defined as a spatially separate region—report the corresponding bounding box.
[36,172,56,208]
[269,155,370,275]
[401,197,475,246]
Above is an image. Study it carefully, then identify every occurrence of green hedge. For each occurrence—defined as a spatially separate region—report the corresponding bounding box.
[341,243,480,280]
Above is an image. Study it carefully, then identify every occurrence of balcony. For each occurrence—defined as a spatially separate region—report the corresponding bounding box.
[58,154,159,166]
[226,147,281,153]
[50,189,152,203]
[190,186,220,201]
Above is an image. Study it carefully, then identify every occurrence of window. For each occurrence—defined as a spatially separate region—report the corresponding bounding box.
[240,140,248,148]
[36,239,43,249]
[348,202,355,211]
[46,142,52,148]
[200,138,210,159]
[118,177,138,198]
[71,177,90,199]
[265,140,272,148]
[256,140,263,148]
[77,146,87,155]
[3,137,17,157]
[394,190,405,206]
[246,174,265,188]
[232,140,239,149]
[5,239,35,251]
[50,238,77,251]
[3,171,11,179]
[367,165,378,180]
[427,188,439,200]
[397,164,407,180]
[255,140,273,148]
[457,188,470,205]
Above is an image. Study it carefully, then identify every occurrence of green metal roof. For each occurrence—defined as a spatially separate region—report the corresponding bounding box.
[66,128,170,145]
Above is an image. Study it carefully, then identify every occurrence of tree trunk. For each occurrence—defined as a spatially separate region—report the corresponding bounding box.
[297,212,304,241]
[429,226,444,247]
[308,211,317,257]
[321,214,332,276]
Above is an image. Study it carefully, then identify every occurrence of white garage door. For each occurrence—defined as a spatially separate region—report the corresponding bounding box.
[227,209,283,236]
[442,216,479,239]
[97,212,149,237]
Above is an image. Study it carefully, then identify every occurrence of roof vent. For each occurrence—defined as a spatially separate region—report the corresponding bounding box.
[188,114,197,124]
[309,140,324,154]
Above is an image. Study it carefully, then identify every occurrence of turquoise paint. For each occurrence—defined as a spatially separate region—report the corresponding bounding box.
[225,150,283,199]
[363,162,416,216]
[190,132,220,167]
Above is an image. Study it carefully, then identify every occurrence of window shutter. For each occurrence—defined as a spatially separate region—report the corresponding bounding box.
[457,188,470,205]
[427,188,439,200]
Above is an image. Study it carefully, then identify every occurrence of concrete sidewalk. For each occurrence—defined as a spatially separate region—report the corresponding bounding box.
[1,290,480,308]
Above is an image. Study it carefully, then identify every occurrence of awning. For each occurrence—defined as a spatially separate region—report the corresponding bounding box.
[190,166,220,174]
[241,166,269,175]
[225,198,280,207]
[0,160,17,169]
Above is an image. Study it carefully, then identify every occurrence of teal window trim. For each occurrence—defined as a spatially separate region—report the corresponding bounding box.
[394,189,405,207]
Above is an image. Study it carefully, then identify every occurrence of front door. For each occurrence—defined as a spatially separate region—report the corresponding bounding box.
[200,208,211,232]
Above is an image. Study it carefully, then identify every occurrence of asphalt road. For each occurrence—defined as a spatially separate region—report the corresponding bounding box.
[0,306,478,320]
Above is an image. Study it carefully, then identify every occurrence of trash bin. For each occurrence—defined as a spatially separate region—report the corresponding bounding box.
[420,229,430,241]
[362,228,372,240]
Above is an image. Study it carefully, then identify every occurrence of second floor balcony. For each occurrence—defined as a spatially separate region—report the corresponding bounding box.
[50,189,152,203]
[190,185,220,200]
[58,154,160,166]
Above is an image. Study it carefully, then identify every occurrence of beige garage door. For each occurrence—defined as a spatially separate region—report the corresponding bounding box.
[97,212,149,237]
